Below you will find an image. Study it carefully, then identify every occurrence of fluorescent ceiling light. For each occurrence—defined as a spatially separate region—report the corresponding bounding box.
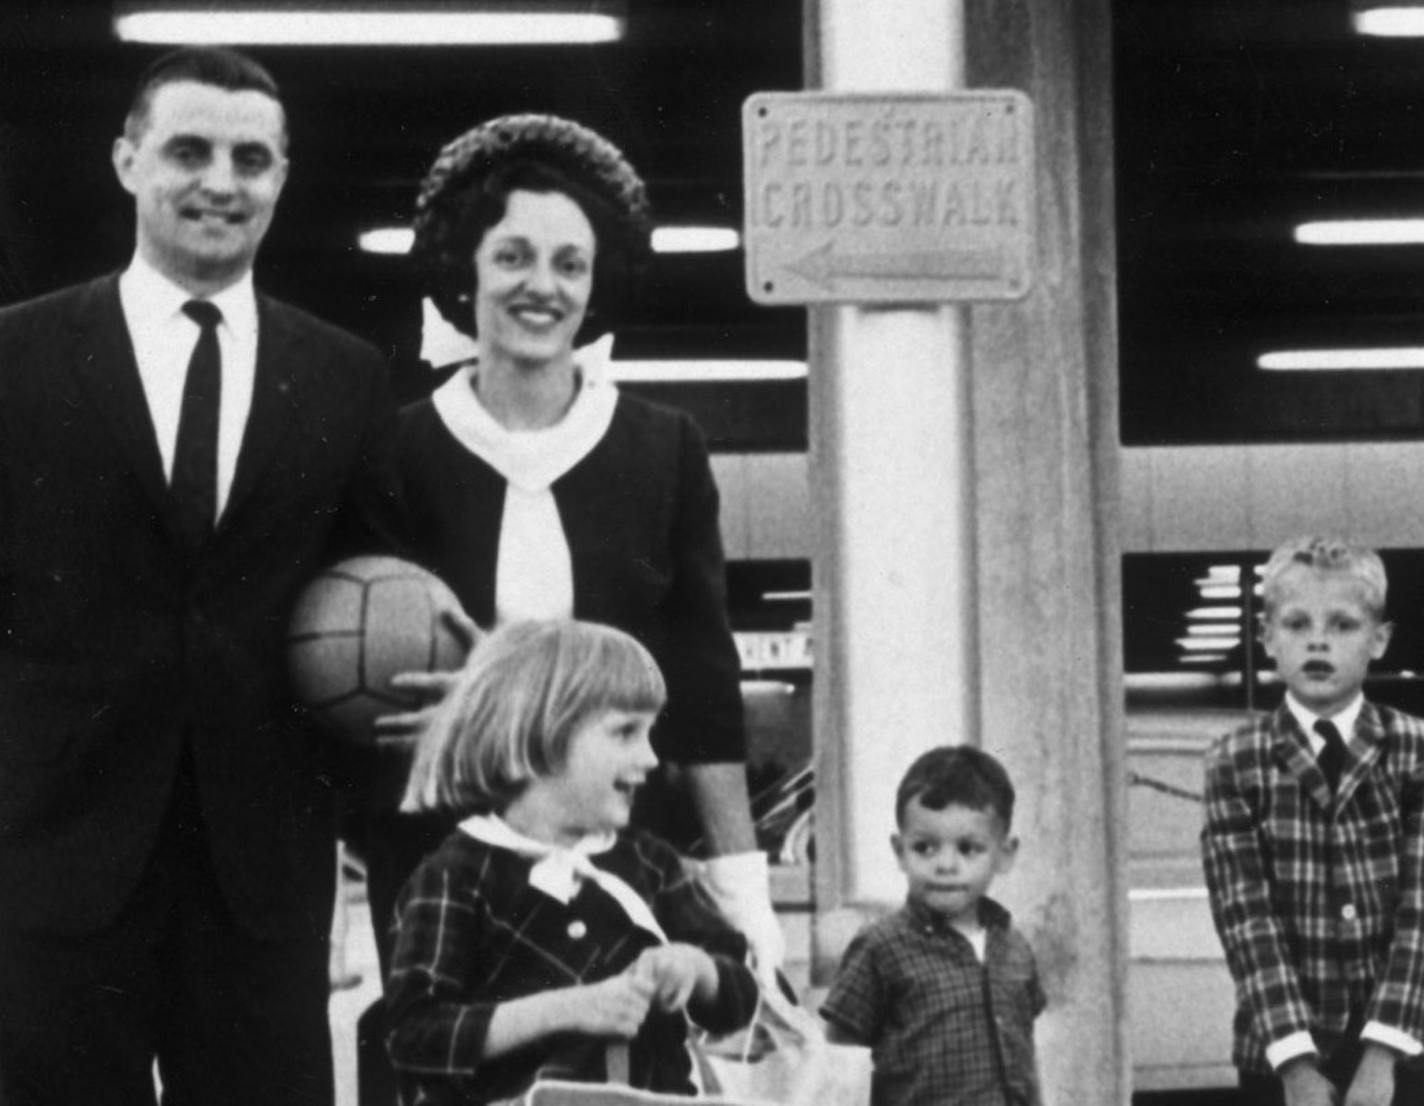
[1353,6,1424,35]
[361,225,737,256]
[358,228,413,255]
[1176,636,1240,651]
[1186,606,1242,620]
[651,227,741,254]
[1197,585,1241,600]
[609,360,807,383]
[1186,623,1239,636]
[113,5,625,45]
[1259,348,1424,370]
[1295,219,1424,245]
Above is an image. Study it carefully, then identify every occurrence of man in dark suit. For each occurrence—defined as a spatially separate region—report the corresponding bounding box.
[0,46,398,1106]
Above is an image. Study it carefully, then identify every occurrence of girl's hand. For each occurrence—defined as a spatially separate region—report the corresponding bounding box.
[571,972,656,1039]
[631,944,718,1012]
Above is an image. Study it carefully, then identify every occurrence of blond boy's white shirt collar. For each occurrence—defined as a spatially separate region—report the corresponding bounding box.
[118,255,259,518]
[1283,691,1364,754]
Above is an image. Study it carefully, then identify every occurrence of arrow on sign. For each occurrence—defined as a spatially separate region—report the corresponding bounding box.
[786,240,1005,288]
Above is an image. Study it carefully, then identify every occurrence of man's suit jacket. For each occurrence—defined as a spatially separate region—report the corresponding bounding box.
[0,274,398,940]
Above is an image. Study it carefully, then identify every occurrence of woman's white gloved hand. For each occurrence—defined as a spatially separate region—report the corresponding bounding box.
[701,850,786,988]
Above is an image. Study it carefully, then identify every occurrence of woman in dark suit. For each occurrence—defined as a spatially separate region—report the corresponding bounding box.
[368,114,783,982]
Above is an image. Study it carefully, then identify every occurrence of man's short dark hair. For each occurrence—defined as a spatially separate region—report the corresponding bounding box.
[124,46,283,142]
[895,745,1016,832]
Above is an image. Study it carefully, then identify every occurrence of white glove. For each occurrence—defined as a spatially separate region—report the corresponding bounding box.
[700,850,786,988]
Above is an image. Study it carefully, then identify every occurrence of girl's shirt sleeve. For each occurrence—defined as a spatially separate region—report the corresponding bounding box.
[633,832,758,1034]
[384,856,497,1082]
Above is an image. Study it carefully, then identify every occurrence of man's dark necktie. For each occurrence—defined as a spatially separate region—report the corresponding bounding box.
[172,299,222,548]
[1315,717,1347,793]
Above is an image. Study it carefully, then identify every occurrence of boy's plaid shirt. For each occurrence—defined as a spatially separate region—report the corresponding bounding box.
[1201,700,1424,1072]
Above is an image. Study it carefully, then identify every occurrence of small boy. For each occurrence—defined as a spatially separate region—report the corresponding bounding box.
[819,746,1045,1106]
[1202,536,1424,1106]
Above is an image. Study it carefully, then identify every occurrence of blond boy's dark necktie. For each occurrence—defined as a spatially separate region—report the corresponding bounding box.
[172,300,222,548]
[1314,718,1347,792]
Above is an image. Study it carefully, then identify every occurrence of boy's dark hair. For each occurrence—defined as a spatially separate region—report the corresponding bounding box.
[124,46,283,143]
[896,745,1016,832]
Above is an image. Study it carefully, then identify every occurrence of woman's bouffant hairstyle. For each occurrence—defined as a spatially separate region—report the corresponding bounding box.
[401,619,667,815]
[410,114,654,347]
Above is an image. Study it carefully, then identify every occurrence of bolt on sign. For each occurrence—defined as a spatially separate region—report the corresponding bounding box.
[742,91,1035,305]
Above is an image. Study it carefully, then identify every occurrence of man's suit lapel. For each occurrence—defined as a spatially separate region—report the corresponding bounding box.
[222,294,301,531]
[67,275,173,521]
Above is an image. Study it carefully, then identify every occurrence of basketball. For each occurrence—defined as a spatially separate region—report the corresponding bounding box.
[287,556,470,746]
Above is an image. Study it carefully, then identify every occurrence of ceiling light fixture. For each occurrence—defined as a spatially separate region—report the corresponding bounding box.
[1186,606,1243,620]
[1176,636,1240,651]
[651,227,741,254]
[1259,348,1424,370]
[1295,218,1424,245]
[357,228,413,255]
[359,224,740,257]
[609,360,807,383]
[1352,4,1424,35]
[113,2,626,45]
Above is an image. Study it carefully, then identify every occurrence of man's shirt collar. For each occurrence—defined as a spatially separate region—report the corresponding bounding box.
[120,254,257,339]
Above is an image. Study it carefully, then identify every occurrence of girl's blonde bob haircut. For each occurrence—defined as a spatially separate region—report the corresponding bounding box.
[401,619,667,814]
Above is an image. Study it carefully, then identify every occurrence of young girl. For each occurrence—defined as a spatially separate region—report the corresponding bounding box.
[384,619,758,1106]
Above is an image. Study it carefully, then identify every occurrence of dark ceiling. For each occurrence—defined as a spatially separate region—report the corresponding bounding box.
[5,3,1423,450]
[1116,0,1424,445]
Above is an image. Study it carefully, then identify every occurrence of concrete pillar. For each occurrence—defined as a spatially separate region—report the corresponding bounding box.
[806,0,1129,1103]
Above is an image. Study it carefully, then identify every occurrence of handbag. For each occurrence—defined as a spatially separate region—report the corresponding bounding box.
[694,988,873,1106]
[519,1044,749,1106]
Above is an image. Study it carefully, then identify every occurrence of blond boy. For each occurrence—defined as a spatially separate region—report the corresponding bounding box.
[1202,536,1424,1106]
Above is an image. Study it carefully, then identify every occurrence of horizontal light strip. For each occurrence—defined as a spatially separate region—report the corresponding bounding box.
[361,225,740,256]
[1352,7,1424,35]
[1176,636,1240,651]
[764,590,812,602]
[1186,623,1239,636]
[1186,606,1242,620]
[114,9,625,45]
[358,228,413,255]
[651,227,741,254]
[609,360,807,383]
[1259,348,1424,371]
[1295,218,1424,245]
[1129,887,1209,902]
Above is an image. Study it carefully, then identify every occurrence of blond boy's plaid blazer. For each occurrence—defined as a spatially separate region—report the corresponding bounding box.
[1202,700,1424,1073]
